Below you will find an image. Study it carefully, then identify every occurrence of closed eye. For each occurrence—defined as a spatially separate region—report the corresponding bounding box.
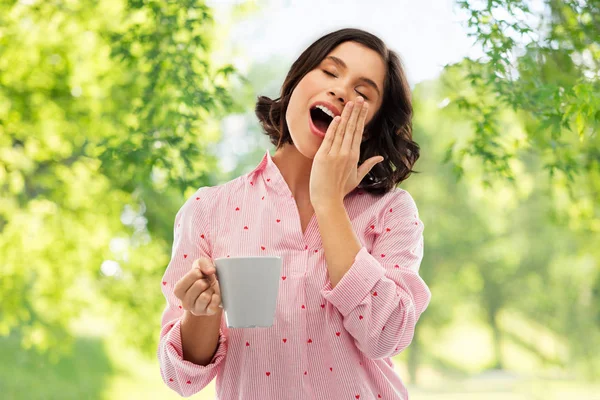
[322,70,369,101]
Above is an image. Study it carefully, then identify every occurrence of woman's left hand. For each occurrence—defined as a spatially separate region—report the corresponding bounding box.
[309,96,384,209]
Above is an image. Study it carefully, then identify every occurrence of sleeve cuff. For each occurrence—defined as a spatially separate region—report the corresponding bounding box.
[320,245,386,317]
[164,318,227,373]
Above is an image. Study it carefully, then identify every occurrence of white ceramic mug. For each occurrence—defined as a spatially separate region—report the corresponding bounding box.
[213,256,282,328]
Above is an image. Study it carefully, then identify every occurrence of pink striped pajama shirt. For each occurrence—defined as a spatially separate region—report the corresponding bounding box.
[158,148,431,399]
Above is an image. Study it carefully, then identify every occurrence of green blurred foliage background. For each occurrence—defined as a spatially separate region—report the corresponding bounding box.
[1,0,598,399]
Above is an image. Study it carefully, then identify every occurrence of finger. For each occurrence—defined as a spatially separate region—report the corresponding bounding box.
[182,278,211,311]
[320,113,342,154]
[206,291,223,315]
[173,266,206,301]
[203,272,221,299]
[344,98,363,148]
[197,257,217,276]
[211,275,221,296]
[333,101,354,152]
[192,288,215,316]
[197,257,218,287]
[352,101,369,153]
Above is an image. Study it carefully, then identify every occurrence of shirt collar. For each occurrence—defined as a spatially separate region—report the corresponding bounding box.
[245,148,292,198]
[245,148,368,199]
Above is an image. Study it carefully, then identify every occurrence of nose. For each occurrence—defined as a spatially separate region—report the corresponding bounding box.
[328,90,346,109]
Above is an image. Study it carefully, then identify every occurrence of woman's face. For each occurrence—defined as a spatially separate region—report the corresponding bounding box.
[285,41,386,158]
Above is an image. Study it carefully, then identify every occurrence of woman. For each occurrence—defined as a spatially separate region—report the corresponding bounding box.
[158,27,431,399]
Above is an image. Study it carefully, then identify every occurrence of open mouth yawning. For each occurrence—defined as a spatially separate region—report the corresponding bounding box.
[309,106,334,135]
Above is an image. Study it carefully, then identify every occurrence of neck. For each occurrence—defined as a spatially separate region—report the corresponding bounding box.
[271,143,313,201]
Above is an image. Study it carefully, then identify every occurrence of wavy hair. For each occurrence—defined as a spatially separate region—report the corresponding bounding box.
[254,27,420,195]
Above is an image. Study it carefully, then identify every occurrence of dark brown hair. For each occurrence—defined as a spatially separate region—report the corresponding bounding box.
[255,27,420,195]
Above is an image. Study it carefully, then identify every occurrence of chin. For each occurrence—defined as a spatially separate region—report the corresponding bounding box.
[289,132,319,159]
[286,110,322,158]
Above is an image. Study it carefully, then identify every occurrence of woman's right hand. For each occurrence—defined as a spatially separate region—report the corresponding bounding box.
[173,257,222,316]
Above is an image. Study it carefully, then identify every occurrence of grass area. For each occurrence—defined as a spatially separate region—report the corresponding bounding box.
[100,331,217,400]
[2,312,599,400]
[0,330,115,400]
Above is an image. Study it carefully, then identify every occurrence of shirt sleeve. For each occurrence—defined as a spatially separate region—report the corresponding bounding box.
[320,189,431,360]
[157,187,229,397]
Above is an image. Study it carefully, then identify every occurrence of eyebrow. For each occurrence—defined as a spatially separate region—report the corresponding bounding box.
[324,56,381,97]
